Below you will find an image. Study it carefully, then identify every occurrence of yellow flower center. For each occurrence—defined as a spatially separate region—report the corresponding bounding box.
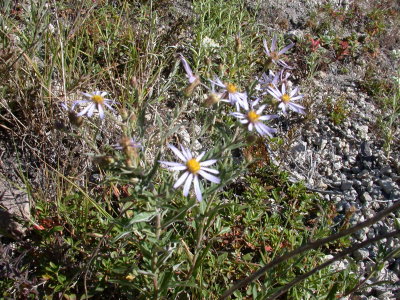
[281,94,291,103]
[247,110,260,123]
[92,95,104,104]
[186,158,201,174]
[226,83,237,93]
[270,51,280,60]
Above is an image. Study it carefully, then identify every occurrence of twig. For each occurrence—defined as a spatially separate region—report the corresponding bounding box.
[266,229,400,300]
[220,200,400,299]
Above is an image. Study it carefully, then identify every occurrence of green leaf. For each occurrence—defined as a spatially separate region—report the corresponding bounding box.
[325,282,339,300]
[159,270,174,296]
[50,226,64,233]
[128,211,157,225]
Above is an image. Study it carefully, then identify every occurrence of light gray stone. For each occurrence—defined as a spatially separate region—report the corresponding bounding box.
[0,180,30,239]
[379,179,396,194]
[354,248,369,260]
[341,180,353,191]
[361,192,373,203]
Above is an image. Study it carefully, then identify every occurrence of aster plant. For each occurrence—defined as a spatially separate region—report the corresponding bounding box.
[231,98,278,137]
[159,144,220,202]
[74,91,115,119]
[267,83,305,114]
[263,35,294,69]
[209,77,249,111]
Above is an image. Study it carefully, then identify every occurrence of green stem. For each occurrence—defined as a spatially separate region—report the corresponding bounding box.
[152,210,161,299]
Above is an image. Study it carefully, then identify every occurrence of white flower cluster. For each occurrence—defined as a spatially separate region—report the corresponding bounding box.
[59,35,306,203]
[160,35,306,201]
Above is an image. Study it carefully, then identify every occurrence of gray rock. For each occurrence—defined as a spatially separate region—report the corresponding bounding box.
[341,180,353,191]
[333,162,342,170]
[379,179,396,194]
[367,230,376,239]
[363,160,373,168]
[0,180,30,239]
[361,192,373,203]
[325,167,333,176]
[313,137,328,151]
[355,124,369,140]
[390,190,400,200]
[357,169,370,179]
[353,179,363,191]
[380,165,392,176]
[348,156,357,164]
[291,141,307,153]
[354,248,370,260]
[360,141,372,157]
[354,228,368,241]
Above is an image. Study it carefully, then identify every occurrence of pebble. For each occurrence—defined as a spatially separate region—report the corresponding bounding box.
[341,180,353,191]
[333,162,343,170]
[361,192,372,203]
[357,169,370,179]
[355,124,369,139]
[379,179,396,194]
[354,248,369,260]
[390,190,400,200]
[360,141,372,157]
[354,228,369,241]
[380,165,392,176]
[291,141,307,152]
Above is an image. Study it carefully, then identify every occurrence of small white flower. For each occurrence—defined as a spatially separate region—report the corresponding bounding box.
[209,77,248,111]
[73,91,115,119]
[392,49,400,59]
[263,35,294,68]
[159,144,220,202]
[267,83,305,114]
[202,36,220,48]
[256,70,290,93]
[231,99,278,137]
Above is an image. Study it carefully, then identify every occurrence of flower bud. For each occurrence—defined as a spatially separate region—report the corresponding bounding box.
[68,111,83,127]
[184,77,201,97]
[235,36,242,53]
[94,155,115,167]
[130,76,138,88]
[246,134,258,145]
[204,93,221,107]
[120,108,128,120]
[218,64,225,74]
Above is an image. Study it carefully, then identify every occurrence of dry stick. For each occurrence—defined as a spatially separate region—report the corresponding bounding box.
[220,200,400,299]
[341,246,400,298]
[266,229,400,300]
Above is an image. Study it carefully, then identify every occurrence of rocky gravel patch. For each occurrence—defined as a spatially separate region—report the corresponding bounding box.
[254,1,400,298]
